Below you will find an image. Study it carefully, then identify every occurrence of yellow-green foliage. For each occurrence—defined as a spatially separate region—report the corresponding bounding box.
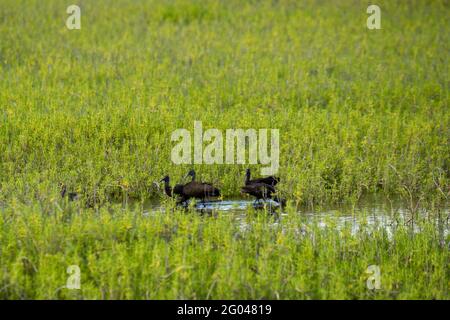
[0,203,448,299]
[0,0,448,205]
[0,0,448,299]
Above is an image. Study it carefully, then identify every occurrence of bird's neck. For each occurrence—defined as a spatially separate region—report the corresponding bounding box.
[164,183,172,197]
[162,180,171,195]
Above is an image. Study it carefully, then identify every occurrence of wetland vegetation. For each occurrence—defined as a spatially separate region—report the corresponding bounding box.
[0,0,448,299]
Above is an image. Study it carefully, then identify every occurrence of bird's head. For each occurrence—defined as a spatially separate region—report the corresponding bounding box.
[160,175,170,183]
[185,169,196,180]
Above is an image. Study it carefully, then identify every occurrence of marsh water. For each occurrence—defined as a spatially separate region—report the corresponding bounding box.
[135,195,449,238]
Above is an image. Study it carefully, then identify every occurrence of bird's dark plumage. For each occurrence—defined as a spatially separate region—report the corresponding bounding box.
[160,175,184,198]
[161,171,221,204]
[245,168,280,187]
[181,181,221,201]
[181,170,220,202]
[241,182,275,201]
[242,169,285,206]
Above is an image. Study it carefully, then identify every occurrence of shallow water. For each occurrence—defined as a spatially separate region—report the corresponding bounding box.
[139,196,449,239]
[144,198,282,212]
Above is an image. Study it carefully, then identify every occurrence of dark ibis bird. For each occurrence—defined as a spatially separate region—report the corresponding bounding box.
[245,168,280,187]
[59,183,79,201]
[242,169,285,206]
[160,171,221,204]
[241,182,276,204]
[181,169,221,202]
[160,175,184,198]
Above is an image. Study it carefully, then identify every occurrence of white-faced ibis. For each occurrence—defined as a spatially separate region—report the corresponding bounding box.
[245,168,280,187]
[59,183,79,201]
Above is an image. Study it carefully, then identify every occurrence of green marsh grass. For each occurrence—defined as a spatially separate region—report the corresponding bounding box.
[0,202,448,299]
[0,0,448,299]
[0,0,448,205]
